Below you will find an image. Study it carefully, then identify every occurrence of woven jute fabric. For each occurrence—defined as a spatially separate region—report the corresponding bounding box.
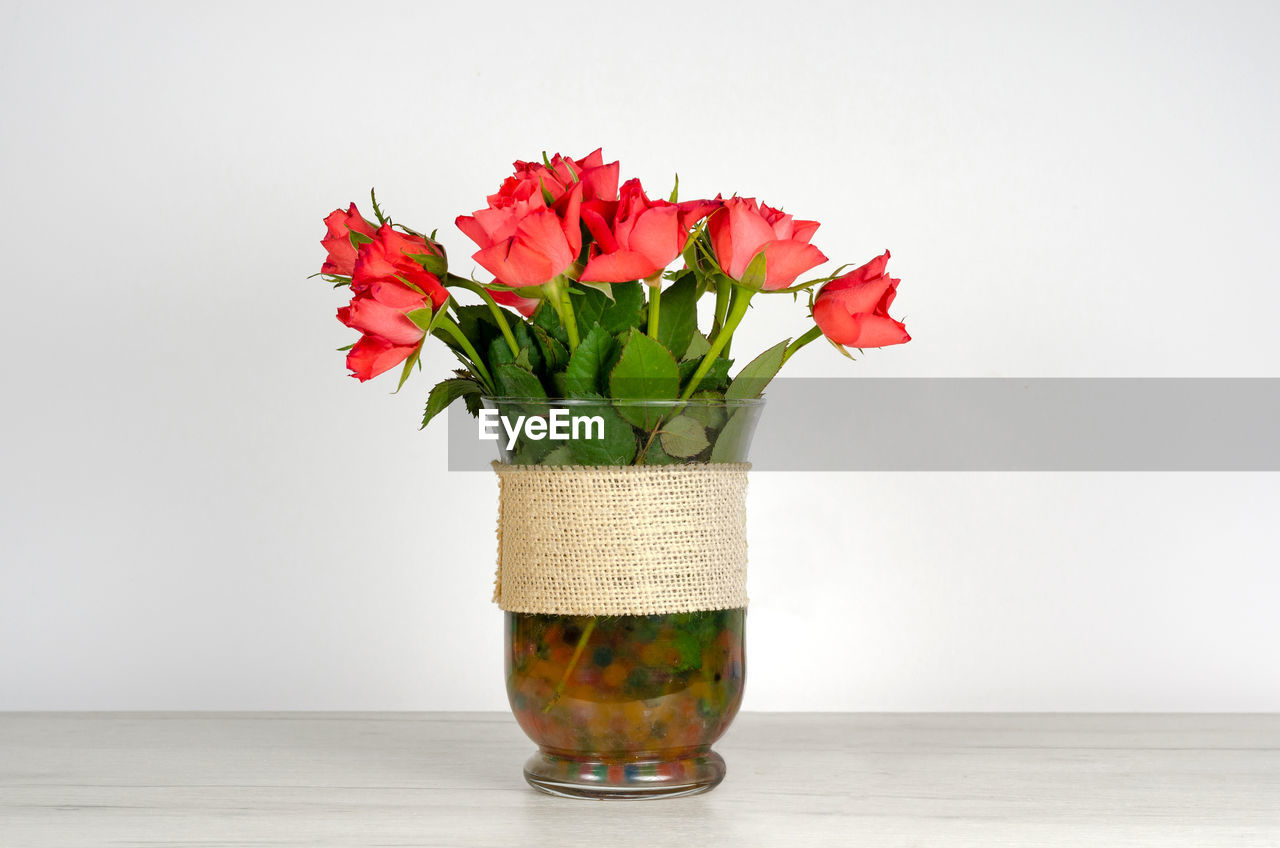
[492,462,750,615]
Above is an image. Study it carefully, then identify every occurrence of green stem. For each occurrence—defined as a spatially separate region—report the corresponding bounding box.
[709,278,731,342]
[782,325,824,364]
[436,317,493,390]
[445,274,519,357]
[647,282,661,340]
[543,276,580,352]
[560,286,579,352]
[679,286,755,400]
[721,285,746,360]
[543,617,596,713]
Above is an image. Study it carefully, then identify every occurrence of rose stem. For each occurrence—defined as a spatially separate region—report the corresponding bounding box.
[678,286,754,401]
[436,317,493,390]
[445,275,519,356]
[543,617,597,713]
[647,282,661,340]
[782,325,823,363]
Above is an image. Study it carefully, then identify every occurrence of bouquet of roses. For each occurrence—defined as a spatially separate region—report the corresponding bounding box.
[316,148,909,464]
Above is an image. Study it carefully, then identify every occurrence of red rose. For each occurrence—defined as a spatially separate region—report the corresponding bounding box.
[456,181,584,288]
[812,251,910,348]
[707,197,828,289]
[320,203,377,276]
[578,179,717,283]
[351,225,449,310]
[343,335,421,382]
[497,148,619,206]
[337,280,428,381]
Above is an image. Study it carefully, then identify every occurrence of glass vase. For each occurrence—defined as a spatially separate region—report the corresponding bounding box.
[486,397,764,799]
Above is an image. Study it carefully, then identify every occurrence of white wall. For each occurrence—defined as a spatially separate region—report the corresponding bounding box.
[2,0,1277,711]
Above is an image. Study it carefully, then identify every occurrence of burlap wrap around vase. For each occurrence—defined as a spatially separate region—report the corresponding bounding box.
[492,461,750,616]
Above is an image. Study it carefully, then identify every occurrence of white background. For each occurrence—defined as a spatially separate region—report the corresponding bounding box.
[2,0,1277,711]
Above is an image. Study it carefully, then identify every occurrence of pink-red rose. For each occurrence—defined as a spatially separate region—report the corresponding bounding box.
[320,204,377,276]
[497,148,619,206]
[337,225,450,382]
[812,251,910,348]
[337,282,428,381]
[707,197,828,289]
[578,179,718,283]
[350,225,449,310]
[456,178,583,288]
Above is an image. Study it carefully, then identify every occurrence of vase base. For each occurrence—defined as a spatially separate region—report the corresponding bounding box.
[522,750,726,800]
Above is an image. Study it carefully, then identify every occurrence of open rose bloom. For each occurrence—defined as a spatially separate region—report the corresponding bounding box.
[316,147,909,403]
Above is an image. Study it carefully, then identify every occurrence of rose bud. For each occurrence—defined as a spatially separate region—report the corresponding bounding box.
[351,225,449,310]
[320,203,377,277]
[812,251,911,348]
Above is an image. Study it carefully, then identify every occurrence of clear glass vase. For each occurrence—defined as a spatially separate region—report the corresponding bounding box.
[485,397,764,799]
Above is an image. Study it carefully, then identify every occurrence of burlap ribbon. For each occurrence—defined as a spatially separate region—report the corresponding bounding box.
[492,462,750,615]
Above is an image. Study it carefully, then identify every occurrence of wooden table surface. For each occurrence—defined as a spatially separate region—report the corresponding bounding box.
[1,712,1277,847]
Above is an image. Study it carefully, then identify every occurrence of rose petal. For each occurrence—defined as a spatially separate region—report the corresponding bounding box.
[346,335,418,382]
[580,249,662,283]
[759,240,829,289]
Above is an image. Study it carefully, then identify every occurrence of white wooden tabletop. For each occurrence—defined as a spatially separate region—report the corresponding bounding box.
[1,712,1277,847]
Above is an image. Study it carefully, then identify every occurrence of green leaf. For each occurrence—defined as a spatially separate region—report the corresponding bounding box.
[564,325,616,398]
[408,251,447,277]
[739,251,768,290]
[725,339,789,400]
[710,408,755,463]
[420,378,482,429]
[654,272,699,360]
[449,305,502,356]
[531,299,569,345]
[348,230,374,250]
[686,391,727,429]
[598,282,644,334]
[660,415,710,458]
[406,307,434,332]
[679,356,732,394]
[567,284,609,329]
[683,331,711,362]
[394,343,423,393]
[493,362,547,399]
[668,172,679,203]
[532,325,569,373]
[511,322,543,374]
[567,402,638,465]
[488,334,515,368]
[637,437,680,465]
[540,445,576,466]
[609,329,680,429]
